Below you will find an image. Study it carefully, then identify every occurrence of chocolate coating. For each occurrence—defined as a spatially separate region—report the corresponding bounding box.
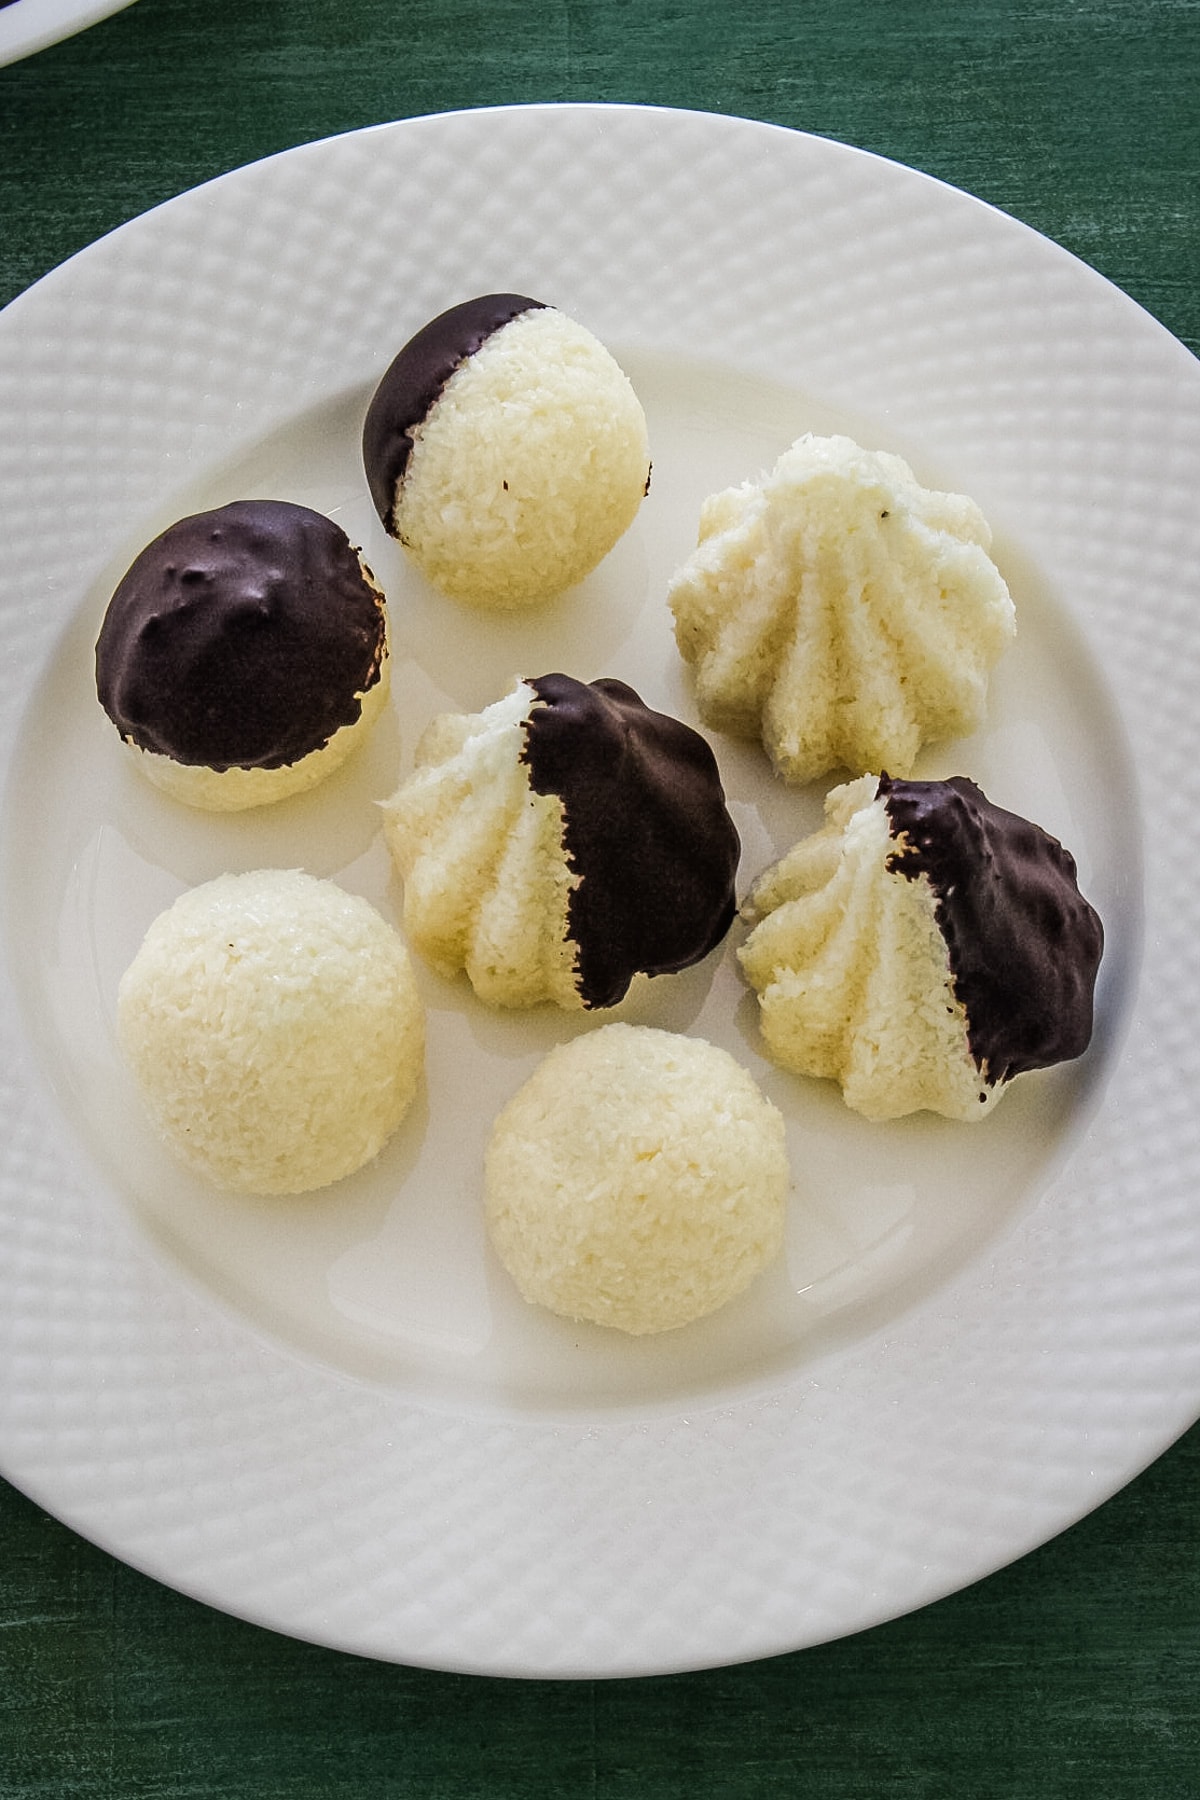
[362,294,546,532]
[521,675,740,1009]
[880,774,1104,1084]
[95,500,387,770]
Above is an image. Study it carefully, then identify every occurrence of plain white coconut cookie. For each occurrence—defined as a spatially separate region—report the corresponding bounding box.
[118,869,424,1194]
[667,433,1016,782]
[485,1024,788,1334]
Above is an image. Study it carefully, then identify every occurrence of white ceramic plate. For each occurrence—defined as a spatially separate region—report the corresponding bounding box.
[0,0,136,67]
[1,104,1197,1679]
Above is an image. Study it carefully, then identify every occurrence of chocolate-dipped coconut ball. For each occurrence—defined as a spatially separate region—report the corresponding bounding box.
[96,500,390,810]
[382,674,740,1009]
[118,870,424,1195]
[362,295,650,608]
[739,773,1104,1121]
[485,1024,788,1335]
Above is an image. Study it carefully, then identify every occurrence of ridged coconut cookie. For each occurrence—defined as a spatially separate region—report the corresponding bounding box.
[739,774,1103,1121]
[382,674,740,1011]
[363,295,650,608]
[96,500,389,811]
[668,434,1016,783]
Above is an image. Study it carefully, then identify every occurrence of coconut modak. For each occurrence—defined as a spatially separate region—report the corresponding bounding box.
[382,674,739,1010]
[739,773,1103,1121]
[667,434,1016,783]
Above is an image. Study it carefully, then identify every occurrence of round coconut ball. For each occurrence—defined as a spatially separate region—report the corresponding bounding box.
[118,870,424,1195]
[485,1024,788,1334]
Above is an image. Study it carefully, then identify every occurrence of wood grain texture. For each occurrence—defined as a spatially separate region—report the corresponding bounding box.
[1,1,1199,1793]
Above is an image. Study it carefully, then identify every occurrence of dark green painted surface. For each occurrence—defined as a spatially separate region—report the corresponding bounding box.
[1,0,1198,1791]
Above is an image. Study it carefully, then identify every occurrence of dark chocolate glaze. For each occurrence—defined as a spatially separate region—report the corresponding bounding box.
[95,500,387,770]
[879,774,1104,1085]
[521,675,740,1009]
[362,294,545,533]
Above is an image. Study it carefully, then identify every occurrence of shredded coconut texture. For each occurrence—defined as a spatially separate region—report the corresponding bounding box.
[118,870,425,1193]
[739,776,1001,1121]
[667,434,1016,782]
[382,680,581,1008]
[485,1024,788,1334]
[397,307,650,608]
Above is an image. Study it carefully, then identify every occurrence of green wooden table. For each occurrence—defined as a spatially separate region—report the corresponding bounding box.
[2,2,1198,1793]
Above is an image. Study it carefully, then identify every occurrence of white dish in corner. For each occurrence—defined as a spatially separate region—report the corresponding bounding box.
[0,104,1197,1678]
[0,0,136,68]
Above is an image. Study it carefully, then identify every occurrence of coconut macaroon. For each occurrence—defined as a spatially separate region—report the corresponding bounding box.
[739,773,1104,1122]
[95,500,390,811]
[383,673,740,1011]
[485,1024,788,1335]
[362,295,650,608]
[667,434,1016,784]
[117,870,424,1194]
